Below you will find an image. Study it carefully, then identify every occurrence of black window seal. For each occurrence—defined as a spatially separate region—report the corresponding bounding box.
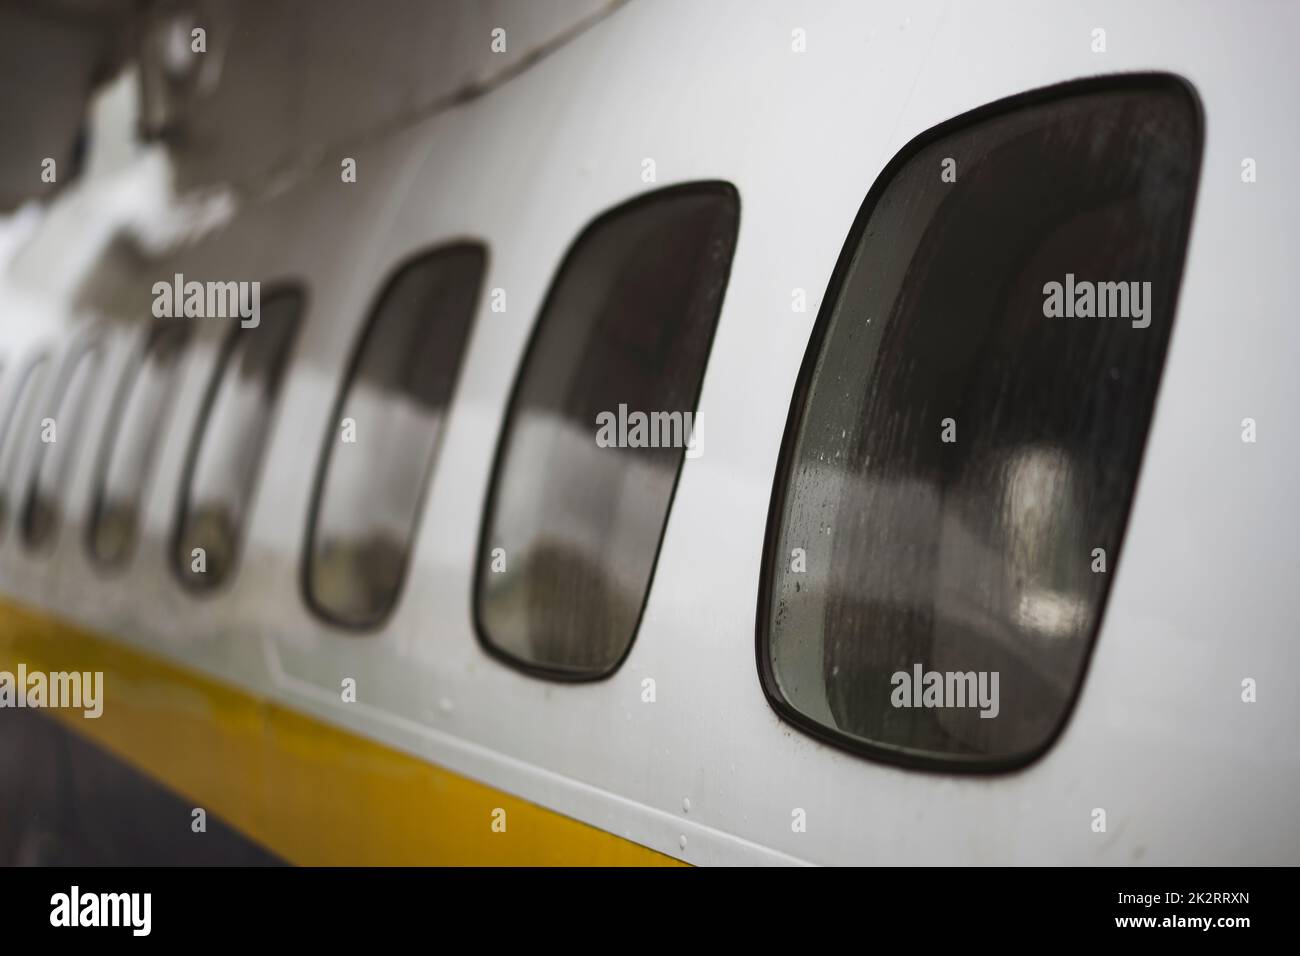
[471,180,742,683]
[754,73,1204,775]
[0,351,51,464]
[20,331,105,558]
[300,240,488,632]
[0,350,52,534]
[84,320,193,576]
[170,281,307,595]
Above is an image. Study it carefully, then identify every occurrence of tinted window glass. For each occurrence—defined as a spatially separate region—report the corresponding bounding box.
[305,243,486,629]
[88,322,191,568]
[174,290,302,589]
[477,182,740,678]
[760,77,1200,770]
[21,342,103,550]
[0,356,51,537]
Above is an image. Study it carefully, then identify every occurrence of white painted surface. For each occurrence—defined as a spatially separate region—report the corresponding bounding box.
[1,0,1297,865]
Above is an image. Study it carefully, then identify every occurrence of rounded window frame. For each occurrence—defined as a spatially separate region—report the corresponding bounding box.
[754,73,1205,774]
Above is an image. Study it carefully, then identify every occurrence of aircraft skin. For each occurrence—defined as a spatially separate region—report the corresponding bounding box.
[0,0,1296,866]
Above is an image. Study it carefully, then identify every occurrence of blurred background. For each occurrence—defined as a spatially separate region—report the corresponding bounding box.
[0,0,621,320]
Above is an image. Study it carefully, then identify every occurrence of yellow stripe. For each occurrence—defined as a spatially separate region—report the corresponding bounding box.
[0,599,683,866]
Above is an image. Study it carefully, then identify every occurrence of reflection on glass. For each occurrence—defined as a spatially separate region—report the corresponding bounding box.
[306,244,486,629]
[174,291,302,589]
[477,183,740,678]
[764,79,1200,767]
[0,356,51,537]
[89,322,191,568]
[21,343,103,550]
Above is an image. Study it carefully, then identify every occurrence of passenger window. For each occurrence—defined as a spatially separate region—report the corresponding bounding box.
[21,341,103,550]
[476,182,740,678]
[304,244,486,629]
[759,77,1201,770]
[88,322,191,568]
[174,290,303,589]
[0,355,51,537]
